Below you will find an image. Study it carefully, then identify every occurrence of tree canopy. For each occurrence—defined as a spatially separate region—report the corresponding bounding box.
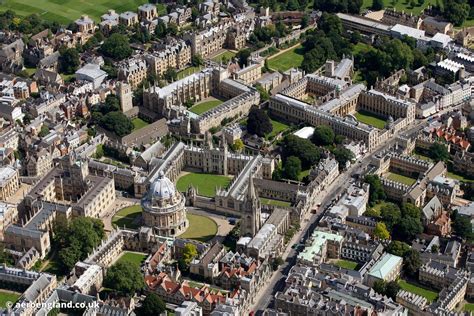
[104,261,145,295]
[136,293,166,316]
[312,125,335,146]
[364,175,386,205]
[100,33,132,60]
[59,48,80,75]
[247,108,272,137]
[281,135,323,169]
[374,222,390,240]
[428,142,450,162]
[179,243,198,271]
[282,156,302,181]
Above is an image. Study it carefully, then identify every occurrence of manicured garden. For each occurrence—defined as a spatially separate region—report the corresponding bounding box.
[0,0,166,24]
[260,198,292,208]
[117,251,147,266]
[398,280,438,302]
[112,205,142,229]
[354,110,387,129]
[212,51,236,63]
[176,173,232,198]
[386,172,417,186]
[334,259,358,270]
[265,119,290,140]
[267,45,305,72]
[0,290,20,308]
[131,118,149,131]
[179,214,218,242]
[189,100,223,115]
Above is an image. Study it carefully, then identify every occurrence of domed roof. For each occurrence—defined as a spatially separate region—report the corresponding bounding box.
[149,172,176,200]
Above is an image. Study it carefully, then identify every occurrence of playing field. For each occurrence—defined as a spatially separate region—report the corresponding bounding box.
[386,172,417,186]
[112,205,142,229]
[334,259,358,270]
[176,173,232,198]
[398,280,438,302]
[132,118,149,131]
[355,110,386,129]
[0,290,20,308]
[0,0,166,24]
[362,0,437,15]
[117,251,147,266]
[212,51,236,63]
[260,198,291,208]
[267,45,305,72]
[190,100,223,115]
[179,214,218,242]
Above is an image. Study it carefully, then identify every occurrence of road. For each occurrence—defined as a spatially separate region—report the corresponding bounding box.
[251,119,429,314]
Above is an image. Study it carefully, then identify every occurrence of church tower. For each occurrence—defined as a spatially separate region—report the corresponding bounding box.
[240,175,261,237]
[117,82,133,113]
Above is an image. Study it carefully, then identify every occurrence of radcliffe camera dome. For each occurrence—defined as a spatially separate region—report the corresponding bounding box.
[150,172,176,200]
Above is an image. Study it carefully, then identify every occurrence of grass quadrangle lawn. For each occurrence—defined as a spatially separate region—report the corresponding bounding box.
[265,119,290,140]
[260,198,291,207]
[189,100,223,115]
[465,303,474,312]
[386,172,417,186]
[132,118,149,131]
[0,290,20,308]
[176,173,232,198]
[267,45,305,72]
[398,280,438,302]
[112,205,142,229]
[334,259,358,270]
[212,51,236,63]
[117,251,147,266]
[179,214,217,242]
[354,110,387,129]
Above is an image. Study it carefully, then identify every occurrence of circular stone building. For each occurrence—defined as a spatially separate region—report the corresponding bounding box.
[141,172,188,237]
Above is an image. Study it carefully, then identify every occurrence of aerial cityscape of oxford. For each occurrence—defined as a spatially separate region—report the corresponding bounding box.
[0,0,474,314]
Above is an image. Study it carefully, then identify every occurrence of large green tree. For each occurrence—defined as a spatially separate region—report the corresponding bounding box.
[136,293,166,316]
[386,241,411,257]
[374,222,390,240]
[247,108,272,137]
[104,261,145,295]
[283,156,302,181]
[380,203,401,230]
[364,175,386,205]
[100,112,133,137]
[403,249,422,277]
[332,147,355,170]
[59,48,80,74]
[100,33,132,60]
[179,243,198,271]
[281,135,322,169]
[312,125,335,146]
[428,142,450,162]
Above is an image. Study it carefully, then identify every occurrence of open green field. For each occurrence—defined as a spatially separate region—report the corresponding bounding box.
[398,280,438,302]
[266,119,290,140]
[362,0,437,15]
[0,0,166,24]
[177,66,202,79]
[334,259,358,270]
[260,198,292,207]
[117,251,147,266]
[355,110,386,129]
[212,51,236,63]
[190,100,223,115]
[179,214,217,242]
[112,205,142,229]
[176,173,232,198]
[0,290,20,308]
[132,118,149,131]
[386,172,417,186]
[267,45,305,72]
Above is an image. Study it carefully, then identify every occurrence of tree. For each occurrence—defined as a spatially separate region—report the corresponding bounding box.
[443,0,470,26]
[283,156,302,181]
[104,261,145,295]
[402,203,421,219]
[102,94,120,112]
[418,0,425,5]
[231,139,244,152]
[461,182,474,201]
[255,83,270,101]
[191,54,204,67]
[38,125,50,137]
[59,48,80,74]
[312,125,335,146]
[428,142,449,162]
[374,222,390,240]
[247,108,272,137]
[385,281,401,300]
[136,293,166,316]
[100,33,132,60]
[179,243,198,270]
[167,23,178,36]
[164,68,178,82]
[380,203,401,230]
[272,257,284,271]
[281,135,323,169]
[372,0,384,10]
[236,48,251,67]
[403,249,421,277]
[373,280,386,295]
[100,112,133,137]
[395,217,423,241]
[332,147,355,170]
[95,144,104,159]
[364,175,386,205]
[452,212,473,239]
[386,241,411,257]
[155,20,167,38]
[431,244,439,253]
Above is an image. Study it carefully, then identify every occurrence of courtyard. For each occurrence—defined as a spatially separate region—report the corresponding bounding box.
[179,213,218,242]
[112,205,142,229]
[116,251,148,266]
[176,172,232,198]
[131,118,149,131]
[260,198,291,208]
[386,172,417,186]
[0,290,20,308]
[398,280,438,302]
[354,110,387,129]
[333,259,359,270]
[189,98,223,115]
[267,45,305,72]
[211,50,236,63]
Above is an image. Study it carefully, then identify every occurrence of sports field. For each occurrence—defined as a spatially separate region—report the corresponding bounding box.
[0,0,166,24]
[0,290,20,308]
[179,214,218,242]
[112,205,142,229]
[361,0,436,15]
[132,118,149,131]
[190,100,223,115]
[267,45,305,72]
[355,110,386,129]
[398,280,438,302]
[176,173,232,198]
[117,251,147,266]
[386,172,417,186]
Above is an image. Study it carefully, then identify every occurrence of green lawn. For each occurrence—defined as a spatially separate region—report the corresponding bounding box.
[189,100,223,115]
[464,303,474,312]
[212,51,236,63]
[260,198,292,207]
[334,259,358,270]
[179,214,217,242]
[177,66,202,79]
[117,251,147,266]
[112,205,142,229]
[266,119,290,140]
[398,280,438,302]
[298,169,311,181]
[447,171,474,183]
[362,0,437,15]
[355,110,386,129]
[267,45,305,72]
[352,42,373,55]
[176,173,232,198]
[0,290,20,308]
[0,0,166,24]
[386,172,417,186]
[132,118,149,131]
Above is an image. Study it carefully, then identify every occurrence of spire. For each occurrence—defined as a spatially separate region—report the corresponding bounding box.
[247,173,256,201]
